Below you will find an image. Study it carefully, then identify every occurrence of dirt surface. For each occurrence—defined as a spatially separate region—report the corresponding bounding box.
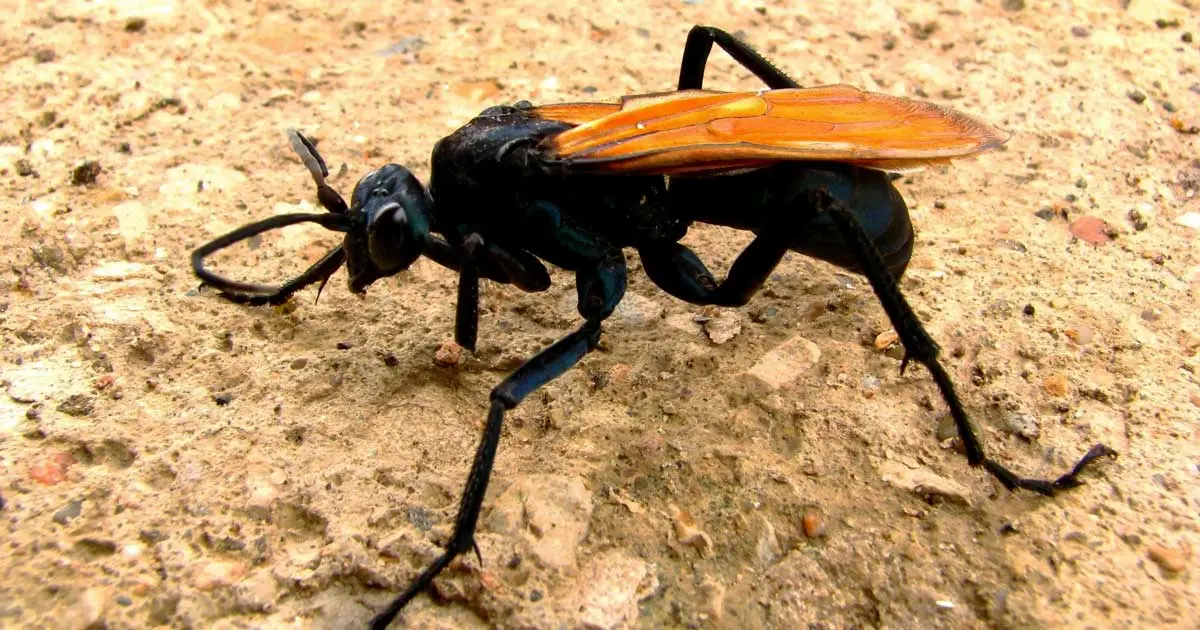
[2,1,1198,628]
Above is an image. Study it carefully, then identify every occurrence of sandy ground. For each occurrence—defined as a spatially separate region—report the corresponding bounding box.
[2,1,1198,628]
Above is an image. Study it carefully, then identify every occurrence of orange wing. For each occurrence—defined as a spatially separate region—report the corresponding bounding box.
[530,101,622,126]
[532,86,1009,175]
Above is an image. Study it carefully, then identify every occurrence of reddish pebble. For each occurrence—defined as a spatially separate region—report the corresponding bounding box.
[1147,544,1189,573]
[873,330,900,351]
[1043,373,1069,397]
[1064,326,1094,345]
[607,363,634,387]
[1069,216,1113,245]
[29,452,74,485]
[802,507,827,538]
[1170,116,1200,134]
[479,568,502,591]
[434,340,463,367]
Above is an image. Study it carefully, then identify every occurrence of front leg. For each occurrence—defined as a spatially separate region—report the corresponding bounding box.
[370,251,626,629]
[423,234,552,351]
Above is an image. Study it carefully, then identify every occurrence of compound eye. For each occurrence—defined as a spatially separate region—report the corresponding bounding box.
[367,203,410,270]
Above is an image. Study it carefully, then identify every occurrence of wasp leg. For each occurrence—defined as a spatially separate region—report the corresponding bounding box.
[803,190,1117,495]
[431,234,554,351]
[638,237,789,307]
[424,235,551,292]
[677,25,799,90]
[638,202,815,307]
[370,253,624,630]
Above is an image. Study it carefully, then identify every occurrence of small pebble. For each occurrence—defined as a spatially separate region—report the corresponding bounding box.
[702,309,742,345]
[212,392,233,406]
[1147,545,1189,573]
[71,160,102,186]
[936,414,958,442]
[1069,216,1114,244]
[30,452,74,485]
[53,499,83,524]
[756,517,781,565]
[881,462,972,504]
[1003,413,1041,440]
[1127,90,1146,104]
[139,530,166,544]
[434,340,463,366]
[1064,326,1094,345]
[191,560,247,591]
[72,588,106,628]
[873,330,900,351]
[56,394,95,417]
[1175,212,1200,230]
[744,335,821,390]
[116,595,133,607]
[1070,25,1089,37]
[1022,304,1036,316]
[1170,116,1200,134]
[1043,373,1069,397]
[802,507,827,538]
[1128,208,1149,231]
[670,504,713,555]
[124,17,146,32]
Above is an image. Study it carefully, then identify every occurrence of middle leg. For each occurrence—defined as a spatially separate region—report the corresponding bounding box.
[370,250,627,629]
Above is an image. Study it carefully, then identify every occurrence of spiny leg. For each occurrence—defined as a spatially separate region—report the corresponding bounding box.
[638,236,789,307]
[804,190,1116,494]
[678,25,800,90]
[637,200,819,307]
[370,252,626,629]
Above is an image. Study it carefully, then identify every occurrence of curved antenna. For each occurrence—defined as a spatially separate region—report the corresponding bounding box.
[191,212,352,305]
[191,129,356,305]
[288,129,349,215]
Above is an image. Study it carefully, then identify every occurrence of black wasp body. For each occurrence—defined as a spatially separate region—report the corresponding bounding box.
[192,26,1114,629]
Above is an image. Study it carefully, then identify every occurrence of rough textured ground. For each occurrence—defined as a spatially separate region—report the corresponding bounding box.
[2,1,1198,628]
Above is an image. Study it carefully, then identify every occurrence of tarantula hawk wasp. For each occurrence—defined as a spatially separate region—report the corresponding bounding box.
[192,26,1116,628]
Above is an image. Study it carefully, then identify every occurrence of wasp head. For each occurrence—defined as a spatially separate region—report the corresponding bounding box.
[343,164,433,293]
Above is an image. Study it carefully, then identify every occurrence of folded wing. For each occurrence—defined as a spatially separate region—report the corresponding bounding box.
[533,86,1009,175]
